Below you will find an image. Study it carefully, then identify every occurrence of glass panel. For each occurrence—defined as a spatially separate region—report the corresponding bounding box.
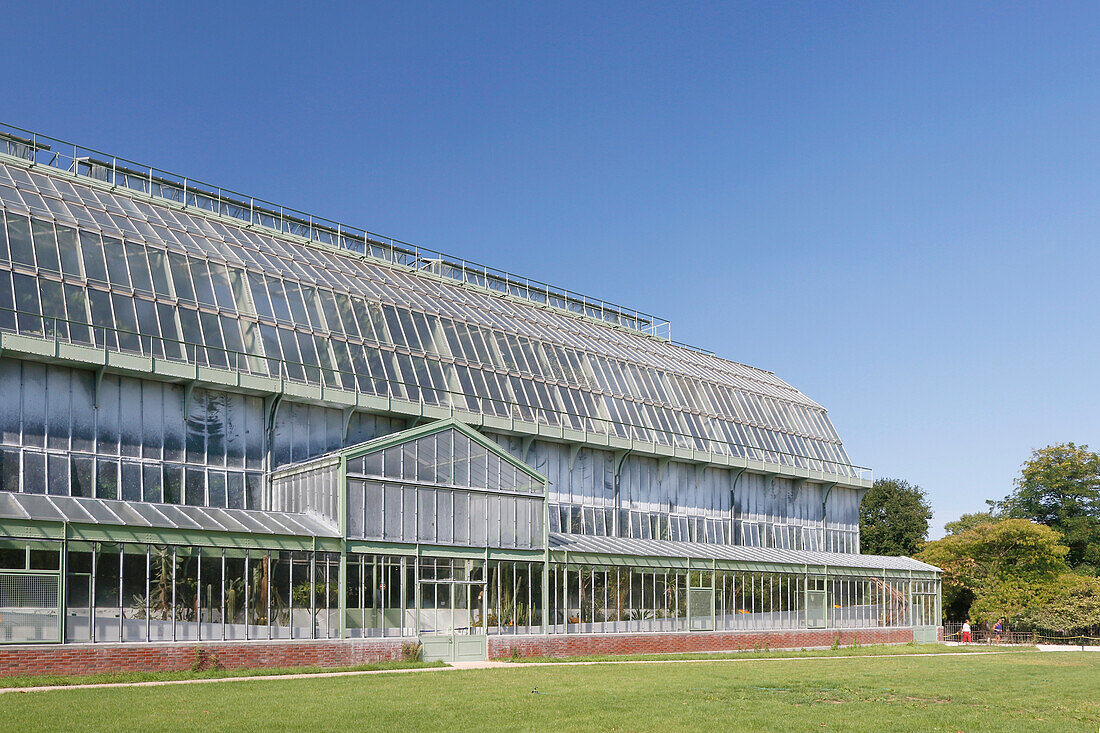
[31,219,60,272]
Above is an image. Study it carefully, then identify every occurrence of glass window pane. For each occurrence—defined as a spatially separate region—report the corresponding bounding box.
[6,214,35,268]
[102,236,130,288]
[31,219,60,273]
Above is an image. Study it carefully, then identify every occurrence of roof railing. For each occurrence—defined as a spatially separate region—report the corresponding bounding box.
[0,124,673,341]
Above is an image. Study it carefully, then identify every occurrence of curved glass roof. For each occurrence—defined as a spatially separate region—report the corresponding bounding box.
[0,147,862,478]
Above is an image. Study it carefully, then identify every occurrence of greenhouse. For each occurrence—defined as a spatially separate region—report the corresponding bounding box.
[0,124,939,667]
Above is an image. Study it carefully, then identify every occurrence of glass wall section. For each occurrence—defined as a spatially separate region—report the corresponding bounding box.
[912,580,939,627]
[548,562,932,635]
[536,442,861,551]
[0,358,264,509]
[270,458,340,523]
[344,554,416,638]
[549,565,689,634]
[878,577,911,628]
[60,542,338,643]
[549,504,731,545]
[713,571,805,631]
[343,427,544,550]
[65,541,93,642]
[343,554,543,637]
[267,403,404,471]
[485,560,542,635]
[824,487,862,554]
[0,171,861,478]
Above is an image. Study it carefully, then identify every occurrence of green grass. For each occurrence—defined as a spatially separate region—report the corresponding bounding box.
[0,659,445,689]
[504,641,1027,663]
[4,648,1099,731]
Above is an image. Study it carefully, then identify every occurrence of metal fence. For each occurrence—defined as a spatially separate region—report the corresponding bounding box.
[944,621,1100,646]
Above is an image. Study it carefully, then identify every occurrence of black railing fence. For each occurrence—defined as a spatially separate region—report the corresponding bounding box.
[943,621,1100,646]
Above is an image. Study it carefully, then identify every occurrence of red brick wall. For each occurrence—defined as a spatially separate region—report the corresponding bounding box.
[0,627,920,677]
[488,627,914,659]
[0,638,405,678]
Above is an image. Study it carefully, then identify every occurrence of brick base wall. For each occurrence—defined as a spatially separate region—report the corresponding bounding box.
[0,627,923,677]
[488,627,915,659]
[0,638,405,678]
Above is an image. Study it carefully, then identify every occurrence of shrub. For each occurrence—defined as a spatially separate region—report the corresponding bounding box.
[401,642,422,662]
[191,647,223,672]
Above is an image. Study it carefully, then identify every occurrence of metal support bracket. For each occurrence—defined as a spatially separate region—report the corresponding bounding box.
[612,449,631,537]
[729,466,747,529]
[93,367,106,408]
[342,407,355,441]
[183,380,197,416]
[657,456,671,483]
[821,481,838,548]
[520,435,535,463]
[567,442,582,472]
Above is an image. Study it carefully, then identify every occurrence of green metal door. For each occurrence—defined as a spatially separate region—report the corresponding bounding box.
[418,579,487,663]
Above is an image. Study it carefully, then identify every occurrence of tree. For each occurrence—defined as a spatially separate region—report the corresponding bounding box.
[1002,443,1100,571]
[944,512,996,536]
[919,518,1069,622]
[1027,574,1100,631]
[859,478,932,556]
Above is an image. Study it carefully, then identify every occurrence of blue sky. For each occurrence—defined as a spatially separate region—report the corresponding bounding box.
[4,2,1098,536]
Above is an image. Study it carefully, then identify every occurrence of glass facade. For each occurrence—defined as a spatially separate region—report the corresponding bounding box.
[0,132,941,653]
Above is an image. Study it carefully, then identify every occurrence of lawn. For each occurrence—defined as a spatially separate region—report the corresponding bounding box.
[502,641,1020,663]
[0,659,445,689]
[3,648,1098,732]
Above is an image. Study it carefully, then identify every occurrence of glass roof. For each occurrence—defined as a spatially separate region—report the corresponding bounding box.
[0,491,339,537]
[548,533,939,572]
[0,154,863,478]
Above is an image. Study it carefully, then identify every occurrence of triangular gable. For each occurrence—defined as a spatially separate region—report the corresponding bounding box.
[342,418,546,489]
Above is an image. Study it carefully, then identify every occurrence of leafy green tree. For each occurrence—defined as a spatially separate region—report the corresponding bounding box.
[859,478,932,556]
[1026,574,1100,631]
[919,518,1069,622]
[943,512,996,536]
[1002,443,1100,571]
